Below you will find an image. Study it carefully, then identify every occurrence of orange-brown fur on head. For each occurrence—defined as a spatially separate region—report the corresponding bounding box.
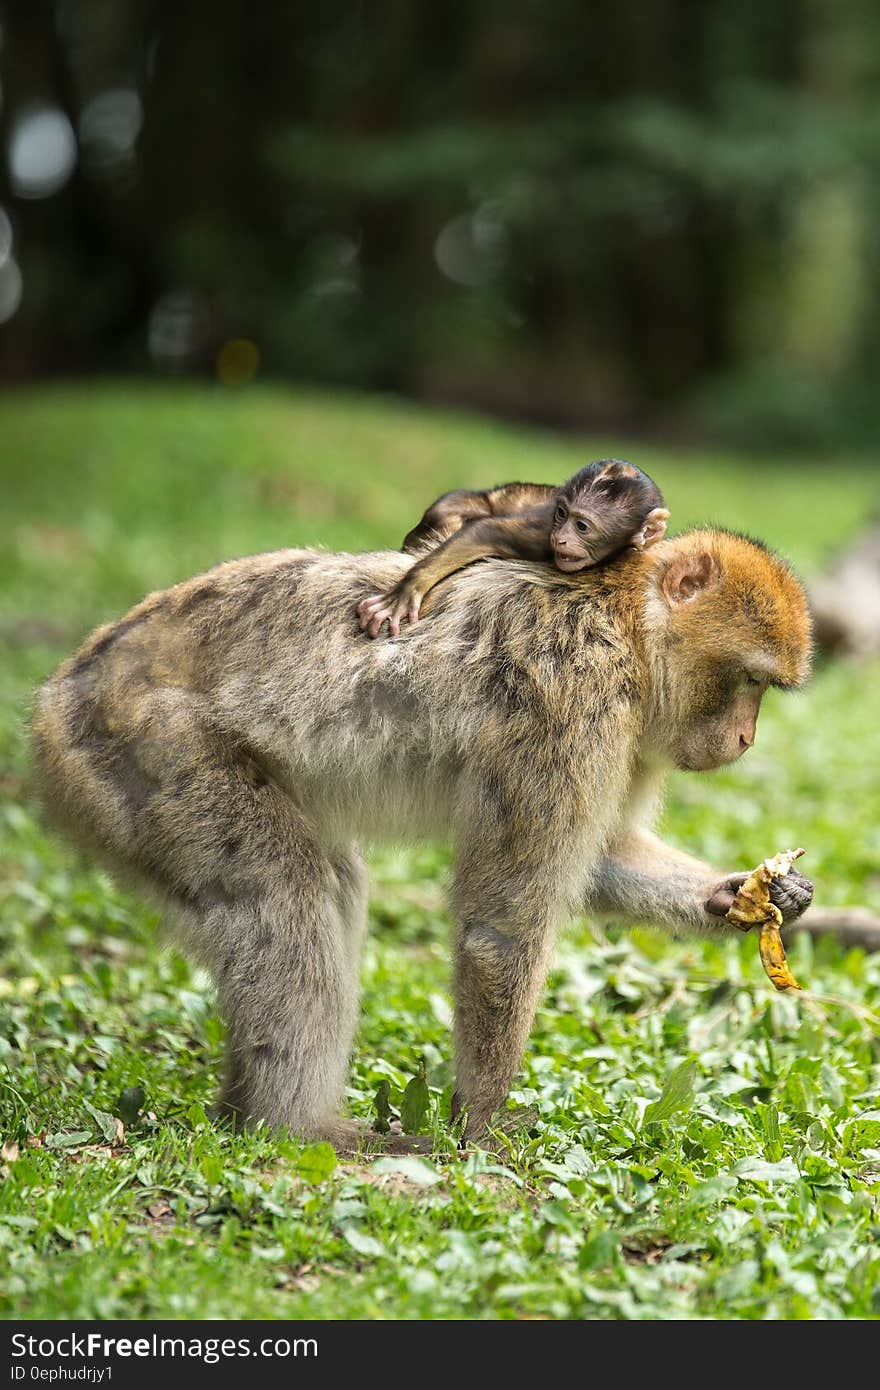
[595,460,640,483]
[643,529,813,771]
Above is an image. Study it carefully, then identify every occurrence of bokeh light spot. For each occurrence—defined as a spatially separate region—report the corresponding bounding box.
[9,107,77,199]
[434,214,484,287]
[0,257,23,324]
[0,207,12,266]
[148,289,207,368]
[433,205,506,288]
[216,338,259,386]
[79,88,142,172]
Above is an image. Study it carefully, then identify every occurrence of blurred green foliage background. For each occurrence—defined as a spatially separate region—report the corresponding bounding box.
[4,1,880,445]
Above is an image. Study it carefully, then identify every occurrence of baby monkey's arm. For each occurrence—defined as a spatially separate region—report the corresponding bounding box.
[360,505,554,638]
[401,482,556,552]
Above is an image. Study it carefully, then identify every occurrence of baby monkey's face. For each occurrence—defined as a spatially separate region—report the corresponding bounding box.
[550,491,627,571]
[550,463,669,573]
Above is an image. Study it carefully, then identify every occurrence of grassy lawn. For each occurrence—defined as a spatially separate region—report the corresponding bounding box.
[1,381,879,1320]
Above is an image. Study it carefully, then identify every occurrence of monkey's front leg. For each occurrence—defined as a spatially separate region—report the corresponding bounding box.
[450,912,557,1140]
[588,828,813,936]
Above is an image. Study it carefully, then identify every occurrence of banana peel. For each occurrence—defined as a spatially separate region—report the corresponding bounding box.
[757,922,801,992]
[725,848,805,992]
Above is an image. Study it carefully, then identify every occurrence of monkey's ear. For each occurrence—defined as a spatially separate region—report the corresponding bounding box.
[661,550,719,607]
[631,507,670,551]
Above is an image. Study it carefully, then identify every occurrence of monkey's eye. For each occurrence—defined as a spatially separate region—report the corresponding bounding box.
[554,506,567,523]
[575,520,590,534]
[744,674,763,688]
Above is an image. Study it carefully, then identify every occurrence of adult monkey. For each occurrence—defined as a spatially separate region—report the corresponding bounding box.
[32,529,814,1149]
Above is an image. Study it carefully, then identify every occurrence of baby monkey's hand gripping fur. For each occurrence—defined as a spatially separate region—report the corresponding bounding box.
[358,459,669,637]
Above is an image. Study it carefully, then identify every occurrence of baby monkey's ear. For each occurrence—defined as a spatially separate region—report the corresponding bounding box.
[630,507,670,551]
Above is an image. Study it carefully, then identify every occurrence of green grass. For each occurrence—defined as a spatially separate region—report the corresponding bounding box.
[1,381,879,1320]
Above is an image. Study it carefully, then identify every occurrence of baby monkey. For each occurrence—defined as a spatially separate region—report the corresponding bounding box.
[358,458,669,638]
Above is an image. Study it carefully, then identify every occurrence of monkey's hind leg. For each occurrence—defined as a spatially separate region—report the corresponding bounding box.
[151,735,367,1151]
[221,857,368,1153]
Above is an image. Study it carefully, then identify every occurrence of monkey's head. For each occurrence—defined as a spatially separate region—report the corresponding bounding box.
[551,460,669,571]
[647,530,813,773]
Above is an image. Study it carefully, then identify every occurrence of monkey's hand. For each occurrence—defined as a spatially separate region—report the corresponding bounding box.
[767,868,814,922]
[357,578,423,639]
[706,868,813,923]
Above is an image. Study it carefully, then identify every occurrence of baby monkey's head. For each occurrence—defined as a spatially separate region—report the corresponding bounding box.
[550,459,669,572]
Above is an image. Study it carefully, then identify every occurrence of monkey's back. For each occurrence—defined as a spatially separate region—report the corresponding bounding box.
[32,546,650,883]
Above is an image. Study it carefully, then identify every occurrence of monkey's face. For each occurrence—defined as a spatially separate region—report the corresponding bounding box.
[551,496,620,571]
[674,673,765,771]
[552,479,657,571]
[657,541,812,773]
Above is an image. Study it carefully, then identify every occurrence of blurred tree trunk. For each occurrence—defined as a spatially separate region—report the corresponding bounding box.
[781,2,867,380]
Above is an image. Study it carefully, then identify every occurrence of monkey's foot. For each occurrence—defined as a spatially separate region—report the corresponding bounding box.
[365,1130,441,1156]
[452,1099,541,1147]
[330,1120,447,1158]
[357,589,423,639]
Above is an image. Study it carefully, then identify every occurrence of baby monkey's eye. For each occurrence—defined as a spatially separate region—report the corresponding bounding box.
[575,520,590,534]
[554,506,567,523]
